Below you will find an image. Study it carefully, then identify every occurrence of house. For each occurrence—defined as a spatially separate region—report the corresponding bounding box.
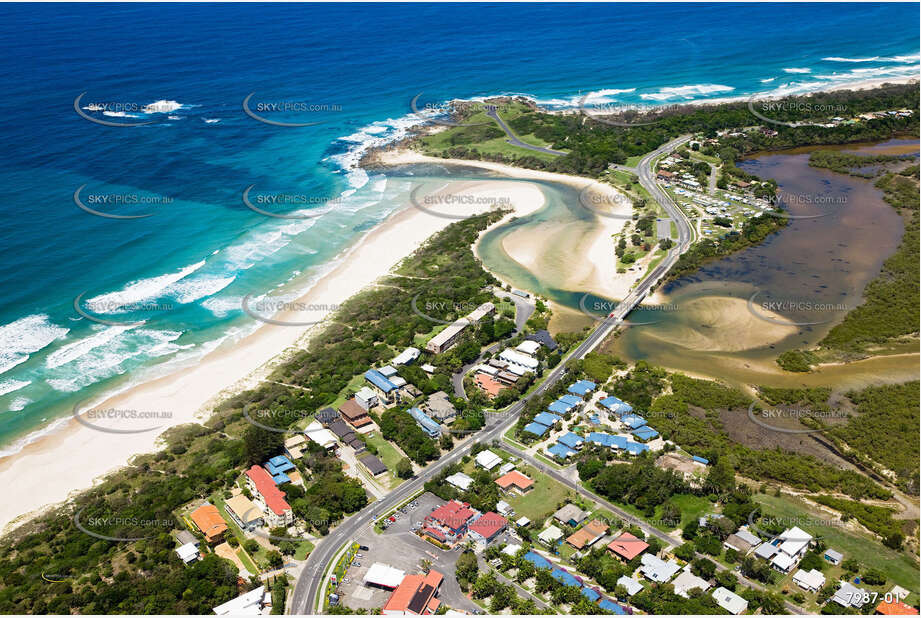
[554,504,588,527]
[424,391,456,422]
[365,369,400,403]
[425,303,495,354]
[672,570,711,598]
[327,419,356,445]
[792,568,826,592]
[598,396,633,415]
[304,420,338,451]
[420,363,436,375]
[315,406,339,425]
[620,414,647,429]
[771,526,812,572]
[190,504,228,544]
[568,380,596,397]
[339,398,373,429]
[475,450,502,470]
[355,386,378,411]
[515,516,530,528]
[548,399,575,415]
[532,411,562,427]
[516,340,542,356]
[498,348,539,373]
[393,347,420,366]
[724,531,759,554]
[496,500,514,517]
[754,542,778,560]
[495,470,534,494]
[566,519,609,550]
[360,453,388,477]
[213,585,267,615]
[639,553,681,583]
[245,465,293,527]
[176,542,200,564]
[379,365,399,379]
[833,581,869,609]
[474,373,505,398]
[617,575,644,597]
[537,525,564,546]
[446,472,474,491]
[364,563,407,590]
[425,500,475,542]
[559,394,583,408]
[284,434,307,459]
[876,600,919,615]
[408,407,441,438]
[712,587,748,615]
[581,586,601,603]
[525,329,558,351]
[498,461,516,475]
[502,543,522,557]
[265,455,296,485]
[558,432,584,450]
[523,421,549,437]
[824,548,843,565]
[624,441,649,455]
[382,569,444,615]
[468,512,507,545]
[607,532,649,561]
[225,494,263,531]
[547,443,576,459]
[656,169,676,181]
[587,432,628,450]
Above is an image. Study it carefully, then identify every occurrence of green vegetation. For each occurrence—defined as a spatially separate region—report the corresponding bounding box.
[379,407,440,464]
[776,349,820,372]
[808,150,903,176]
[812,495,905,548]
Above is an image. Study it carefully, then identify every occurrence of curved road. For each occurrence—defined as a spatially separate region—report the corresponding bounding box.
[291,136,697,615]
[486,106,569,156]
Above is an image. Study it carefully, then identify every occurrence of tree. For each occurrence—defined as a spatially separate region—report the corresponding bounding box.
[456,550,479,587]
[396,458,413,479]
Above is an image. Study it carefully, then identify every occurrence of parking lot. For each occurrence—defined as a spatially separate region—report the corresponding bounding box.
[334,492,480,613]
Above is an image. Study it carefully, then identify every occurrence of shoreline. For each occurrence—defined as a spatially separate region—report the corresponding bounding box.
[0,177,547,535]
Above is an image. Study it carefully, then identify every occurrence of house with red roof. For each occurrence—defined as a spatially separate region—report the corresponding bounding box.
[494,470,534,494]
[607,532,649,561]
[877,600,919,615]
[382,570,444,615]
[245,465,293,527]
[468,512,508,545]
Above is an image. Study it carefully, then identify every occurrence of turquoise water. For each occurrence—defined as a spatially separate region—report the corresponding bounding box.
[0,3,917,452]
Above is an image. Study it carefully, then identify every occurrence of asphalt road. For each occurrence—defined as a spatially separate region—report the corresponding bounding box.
[291,136,698,615]
[486,106,569,156]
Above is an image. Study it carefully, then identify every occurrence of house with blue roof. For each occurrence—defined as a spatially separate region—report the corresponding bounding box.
[548,443,576,459]
[409,407,441,438]
[533,411,562,427]
[692,455,709,465]
[568,380,597,397]
[632,426,659,442]
[599,599,627,614]
[624,441,649,455]
[599,396,633,415]
[271,472,291,485]
[581,587,601,602]
[265,455,296,476]
[558,432,584,450]
[364,369,398,402]
[523,551,552,570]
[559,394,583,407]
[523,422,549,437]
[548,400,573,415]
[586,432,627,449]
[620,414,647,429]
[551,568,581,588]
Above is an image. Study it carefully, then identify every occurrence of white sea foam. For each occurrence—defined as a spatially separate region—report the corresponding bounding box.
[102,111,140,118]
[169,274,236,304]
[0,314,69,375]
[823,56,879,63]
[45,324,136,369]
[201,296,244,318]
[142,100,183,114]
[204,118,221,124]
[9,397,30,411]
[639,84,735,101]
[85,260,206,313]
[0,379,29,397]
[782,68,812,74]
[760,78,776,83]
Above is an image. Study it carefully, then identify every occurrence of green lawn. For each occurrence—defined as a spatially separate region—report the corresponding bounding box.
[754,494,920,603]
[504,464,574,524]
[625,155,643,168]
[294,539,315,561]
[210,492,270,569]
[668,494,713,528]
[236,548,258,574]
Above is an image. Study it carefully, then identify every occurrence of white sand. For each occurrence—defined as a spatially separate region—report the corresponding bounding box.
[0,178,544,534]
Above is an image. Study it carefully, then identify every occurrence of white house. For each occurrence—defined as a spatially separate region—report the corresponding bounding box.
[498,349,539,373]
[793,568,826,592]
[446,472,474,492]
[213,585,267,615]
[355,386,379,410]
[475,450,502,471]
[712,587,748,615]
[672,569,711,598]
[516,340,541,356]
[771,526,812,572]
[617,576,644,597]
[537,525,564,546]
[176,542,200,564]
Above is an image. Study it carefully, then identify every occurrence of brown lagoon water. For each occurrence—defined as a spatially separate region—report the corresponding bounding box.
[605,139,918,390]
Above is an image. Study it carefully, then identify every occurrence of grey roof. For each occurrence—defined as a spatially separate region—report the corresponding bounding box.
[328,419,352,439]
[425,391,456,421]
[833,581,868,608]
[526,329,558,351]
[824,548,843,561]
[176,530,198,546]
[735,529,761,547]
[359,453,388,476]
[554,503,587,525]
[316,407,339,424]
[754,543,778,559]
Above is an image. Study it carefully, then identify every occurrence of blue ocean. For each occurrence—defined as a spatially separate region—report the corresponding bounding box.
[0,2,917,452]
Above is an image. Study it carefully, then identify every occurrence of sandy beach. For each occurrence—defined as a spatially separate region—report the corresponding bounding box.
[0,176,546,534]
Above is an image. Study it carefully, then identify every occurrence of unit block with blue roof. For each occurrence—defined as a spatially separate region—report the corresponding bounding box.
[533,411,562,427]
[559,394,583,407]
[547,400,573,415]
[523,551,552,570]
[364,369,397,393]
[599,396,633,415]
[551,568,581,588]
[558,432,584,450]
[409,407,441,438]
[632,426,659,442]
[586,432,627,449]
[624,441,649,455]
[692,455,709,465]
[568,380,596,397]
[523,422,549,437]
[599,599,627,614]
[265,455,296,476]
[581,587,601,602]
[548,443,576,459]
[620,414,647,429]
